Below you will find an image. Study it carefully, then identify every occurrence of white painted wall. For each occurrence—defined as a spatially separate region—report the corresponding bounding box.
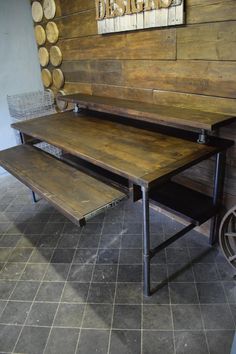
[0,0,42,174]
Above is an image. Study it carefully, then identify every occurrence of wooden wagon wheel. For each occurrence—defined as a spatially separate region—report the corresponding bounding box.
[219,205,236,268]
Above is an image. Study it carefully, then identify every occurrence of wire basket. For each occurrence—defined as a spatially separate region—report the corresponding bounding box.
[7,90,62,158]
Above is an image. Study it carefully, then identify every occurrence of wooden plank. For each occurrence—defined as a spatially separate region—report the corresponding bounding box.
[153,90,236,115]
[55,10,97,39]
[59,93,235,131]
[59,28,176,60]
[187,0,236,24]
[177,22,236,60]
[123,59,236,98]
[11,112,218,187]
[0,145,126,225]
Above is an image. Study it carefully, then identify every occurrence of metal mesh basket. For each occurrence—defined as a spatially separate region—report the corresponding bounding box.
[7,90,62,158]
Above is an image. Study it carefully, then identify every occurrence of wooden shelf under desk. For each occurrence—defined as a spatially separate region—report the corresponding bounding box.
[59,93,236,132]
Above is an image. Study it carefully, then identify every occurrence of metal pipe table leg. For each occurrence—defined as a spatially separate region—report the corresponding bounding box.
[142,186,151,296]
[210,151,226,245]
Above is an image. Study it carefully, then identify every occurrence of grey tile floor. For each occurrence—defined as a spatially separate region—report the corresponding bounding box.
[0,174,235,354]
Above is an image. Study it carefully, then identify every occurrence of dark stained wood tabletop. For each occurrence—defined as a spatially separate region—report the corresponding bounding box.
[12,111,219,187]
[59,93,236,132]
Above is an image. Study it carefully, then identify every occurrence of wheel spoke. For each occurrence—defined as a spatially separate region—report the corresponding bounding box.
[229,254,236,262]
[225,233,236,237]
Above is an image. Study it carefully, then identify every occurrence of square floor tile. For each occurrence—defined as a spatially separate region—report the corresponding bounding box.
[82,304,113,329]
[99,234,121,249]
[223,282,236,303]
[172,304,203,330]
[61,282,89,303]
[206,330,235,354]
[10,281,39,301]
[92,265,117,283]
[143,305,172,330]
[57,234,80,249]
[8,247,33,263]
[0,262,26,280]
[54,303,85,327]
[0,300,31,325]
[51,249,75,263]
[21,264,48,281]
[77,329,109,354]
[96,249,119,264]
[193,263,220,282]
[102,222,123,235]
[201,304,235,330]
[143,283,170,305]
[169,283,199,304]
[113,305,141,329]
[43,263,70,282]
[119,249,142,265]
[0,281,16,299]
[167,263,194,283]
[166,248,190,264]
[143,331,174,354]
[15,326,50,354]
[45,327,79,354]
[81,223,103,235]
[68,265,93,282]
[0,324,21,352]
[174,331,208,354]
[78,235,100,249]
[196,282,227,304]
[121,234,142,249]
[35,282,64,302]
[117,265,142,282]
[0,235,21,247]
[88,282,115,304]
[109,330,141,354]
[73,249,97,264]
[26,302,58,326]
[29,248,54,263]
[115,283,142,304]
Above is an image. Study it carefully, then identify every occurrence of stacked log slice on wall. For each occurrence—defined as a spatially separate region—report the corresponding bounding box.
[34,25,46,46]
[43,0,56,20]
[38,47,49,67]
[56,90,68,111]
[32,1,43,23]
[45,88,55,101]
[52,69,65,89]
[46,21,59,44]
[41,68,52,88]
[50,46,63,67]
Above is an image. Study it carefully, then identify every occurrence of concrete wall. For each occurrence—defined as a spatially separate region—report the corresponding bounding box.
[0,0,42,174]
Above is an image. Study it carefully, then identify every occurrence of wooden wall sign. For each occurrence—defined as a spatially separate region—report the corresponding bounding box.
[96,0,184,34]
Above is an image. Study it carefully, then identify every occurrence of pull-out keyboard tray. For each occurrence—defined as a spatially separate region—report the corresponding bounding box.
[0,144,126,226]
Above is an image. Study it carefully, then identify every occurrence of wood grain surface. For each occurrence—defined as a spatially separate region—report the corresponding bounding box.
[32,1,43,22]
[50,46,62,66]
[38,47,49,67]
[0,144,126,225]
[52,68,64,88]
[41,68,52,88]
[60,93,235,132]
[11,112,218,187]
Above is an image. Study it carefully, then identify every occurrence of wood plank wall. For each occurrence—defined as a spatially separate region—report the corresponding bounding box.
[34,0,236,233]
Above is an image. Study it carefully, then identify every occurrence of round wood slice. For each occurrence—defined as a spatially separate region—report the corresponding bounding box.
[43,0,56,20]
[32,1,43,22]
[56,90,68,111]
[50,46,62,67]
[46,22,59,44]
[35,25,46,46]
[38,47,49,67]
[41,69,52,88]
[52,68,65,89]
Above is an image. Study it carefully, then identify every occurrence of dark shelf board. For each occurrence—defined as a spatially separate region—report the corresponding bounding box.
[149,181,219,226]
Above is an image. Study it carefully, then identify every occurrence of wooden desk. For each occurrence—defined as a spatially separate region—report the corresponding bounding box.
[9,110,233,296]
